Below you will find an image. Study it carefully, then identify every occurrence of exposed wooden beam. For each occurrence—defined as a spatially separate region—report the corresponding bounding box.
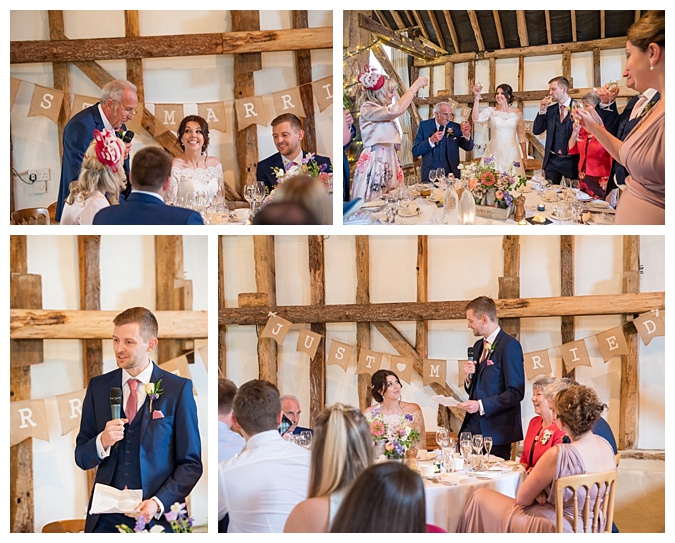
[411,10,429,40]
[516,10,529,47]
[217,292,665,326]
[560,236,575,378]
[416,236,428,361]
[498,235,521,342]
[391,11,406,31]
[545,11,552,45]
[253,236,277,384]
[375,11,392,30]
[293,10,317,154]
[593,48,601,88]
[571,10,577,43]
[442,11,460,54]
[563,50,572,85]
[308,235,326,427]
[493,10,505,50]
[218,237,227,378]
[427,10,446,52]
[601,11,606,39]
[444,61,454,95]
[358,13,440,60]
[48,10,69,159]
[467,11,485,52]
[414,36,627,66]
[11,27,332,64]
[355,236,370,411]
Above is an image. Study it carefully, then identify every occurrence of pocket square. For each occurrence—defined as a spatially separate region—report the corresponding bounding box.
[152,410,164,419]
[486,359,494,366]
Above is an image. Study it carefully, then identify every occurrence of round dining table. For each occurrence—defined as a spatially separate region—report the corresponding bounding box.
[422,462,526,532]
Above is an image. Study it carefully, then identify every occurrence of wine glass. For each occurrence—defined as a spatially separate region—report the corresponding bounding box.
[435,428,449,450]
[460,438,473,467]
[300,430,312,449]
[483,436,493,462]
[244,184,256,209]
[435,167,446,187]
[429,169,437,185]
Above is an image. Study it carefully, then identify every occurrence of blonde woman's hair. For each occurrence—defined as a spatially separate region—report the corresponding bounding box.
[275,174,331,225]
[65,138,126,206]
[358,77,398,107]
[307,403,373,499]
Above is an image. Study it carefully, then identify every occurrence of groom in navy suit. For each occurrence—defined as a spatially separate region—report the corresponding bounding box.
[93,147,203,225]
[256,114,332,191]
[412,101,473,182]
[458,296,525,461]
[75,307,202,532]
[56,80,138,222]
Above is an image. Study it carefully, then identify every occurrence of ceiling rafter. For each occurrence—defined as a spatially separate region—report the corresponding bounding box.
[442,11,460,54]
[571,10,577,43]
[516,10,529,47]
[492,10,505,49]
[467,11,485,52]
[545,11,552,45]
[412,10,430,40]
[427,10,447,52]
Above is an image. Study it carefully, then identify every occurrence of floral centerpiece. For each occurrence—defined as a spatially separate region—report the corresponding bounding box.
[459,157,526,209]
[368,409,420,460]
[116,502,194,533]
[271,153,332,193]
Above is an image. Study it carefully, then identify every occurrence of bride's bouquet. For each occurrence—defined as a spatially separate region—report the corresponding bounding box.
[368,409,420,459]
[460,157,526,209]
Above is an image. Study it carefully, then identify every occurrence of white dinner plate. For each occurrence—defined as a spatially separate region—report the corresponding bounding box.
[398,206,422,218]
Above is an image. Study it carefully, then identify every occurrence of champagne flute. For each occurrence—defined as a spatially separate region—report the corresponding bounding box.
[472,434,484,470]
[483,436,493,462]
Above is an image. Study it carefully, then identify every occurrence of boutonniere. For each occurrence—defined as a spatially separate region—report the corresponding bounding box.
[539,429,553,445]
[145,379,163,413]
[486,341,498,356]
[639,101,655,118]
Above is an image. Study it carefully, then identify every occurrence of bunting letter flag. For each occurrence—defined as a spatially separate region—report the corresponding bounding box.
[423,359,446,386]
[524,349,552,380]
[28,84,64,125]
[560,339,592,372]
[311,76,333,112]
[198,102,228,133]
[234,96,267,130]
[390,355,414,384]
[297,328,322,359]
[10,399,50,447]
[595,326,630,362]
[70,94,99,119]
[271,88,305,119]
[56,390,86,436]
[261,314,293,345]
[356,348,382,375]
[327,340,353,371]
[633,311,665,346]
[154,104,184,137]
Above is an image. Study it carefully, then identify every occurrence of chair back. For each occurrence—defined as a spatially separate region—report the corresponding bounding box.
[555,470,616,533]
[11,207,50,225]
[41,519,85,533]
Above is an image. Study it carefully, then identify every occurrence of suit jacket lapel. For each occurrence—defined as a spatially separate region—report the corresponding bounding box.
[139,364,162,440]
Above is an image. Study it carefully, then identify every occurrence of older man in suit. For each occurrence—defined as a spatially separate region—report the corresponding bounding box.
[75,307,202,532]
[256,114,331,191]
[533,76,579,184]
[93,147,203,225]
[412,101,473,182]
[458,296,525,461]
[56,79,137,222]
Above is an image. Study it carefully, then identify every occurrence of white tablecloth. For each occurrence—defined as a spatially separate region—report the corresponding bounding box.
[424,465,526,532]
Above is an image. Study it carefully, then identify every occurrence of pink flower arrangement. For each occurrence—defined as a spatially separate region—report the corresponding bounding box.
[481,171,496,187]
[370,420,385,437]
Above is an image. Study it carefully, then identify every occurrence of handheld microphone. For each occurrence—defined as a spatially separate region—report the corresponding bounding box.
[122,130,135,144]
[466,347,475,384]
[110,387,122,420]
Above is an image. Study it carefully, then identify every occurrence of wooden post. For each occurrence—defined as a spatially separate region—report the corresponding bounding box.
[499,235,521,341]
[308,236,326,424]
[232,11,262,194]
[560,236,575,379]
[293,11,317,154]
[620,236,640,449]
[592,48,601,88]
[355,236,371,410]
[125,11,145,105]
[48,10,70,159]
[253,236,278,384]
[444,61,454,97]
[10,236,40,533]
[562,50,572,86]
[155,236,191,363]
[218,236,227,378]
[78,236,103,495]
[415,236,428,359]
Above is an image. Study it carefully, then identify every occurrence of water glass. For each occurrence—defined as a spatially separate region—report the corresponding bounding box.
[300,430,312,449]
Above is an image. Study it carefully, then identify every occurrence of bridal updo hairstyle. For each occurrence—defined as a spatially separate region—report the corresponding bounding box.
[370,369,401,404]
[176,115,210,153]
[496,83,515,105]
[307,404,373,499]
[330,462,426,533]
[554,384,607,437]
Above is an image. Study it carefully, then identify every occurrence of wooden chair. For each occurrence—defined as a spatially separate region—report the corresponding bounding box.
[41,519,85,532]
[555,470,616,533]
[10,207,50,225]
[47,201,59,224]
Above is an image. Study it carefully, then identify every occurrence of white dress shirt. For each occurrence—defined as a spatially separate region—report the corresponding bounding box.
[218,429,310,532]
[281,149,304,169]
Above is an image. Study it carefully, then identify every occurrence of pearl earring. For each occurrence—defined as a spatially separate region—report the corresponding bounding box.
[649,63,655,71]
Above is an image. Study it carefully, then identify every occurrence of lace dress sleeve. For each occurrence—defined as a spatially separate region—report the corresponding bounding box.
[167,167,181,205]
[475,106,493,124]
[408,410,426,450]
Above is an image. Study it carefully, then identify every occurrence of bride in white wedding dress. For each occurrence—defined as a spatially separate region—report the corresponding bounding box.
[472,83,527,177]
[168,115,241,204]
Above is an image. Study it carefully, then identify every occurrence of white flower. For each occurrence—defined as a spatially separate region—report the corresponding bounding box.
[145,383,155,396]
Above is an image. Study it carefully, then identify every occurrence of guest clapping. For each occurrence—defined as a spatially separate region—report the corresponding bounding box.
[351,66,428,201]
[60,130,126,225]
[459,385,616,533]
[330,462,427,533]
[574,10,665,224]
[284,404,372,533]
[519,377,565,472]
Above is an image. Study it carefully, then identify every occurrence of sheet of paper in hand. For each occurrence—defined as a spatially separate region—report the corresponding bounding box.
[89,483,143,515]
[431,394,460,407]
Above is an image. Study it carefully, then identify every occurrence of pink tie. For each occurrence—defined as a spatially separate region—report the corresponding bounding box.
[480,339,490,363]
[126,379,138,423]
[630,94,649,121]
[559,104,566,123]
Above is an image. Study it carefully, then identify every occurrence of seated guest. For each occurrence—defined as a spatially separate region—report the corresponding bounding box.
[218,380,310,532]
[284,404,372,532]
[218,378,245,463]
[330,462,427,533]
[93,147,203,225]
[61,129,126,225]
[252,201,318,225]
[273,174,332,225]
[280,394,312,436]
[459,385,616,533]
[568,92,613,200]
[520,377,565,473]
[256,113,332,191]
[544,378,618,454]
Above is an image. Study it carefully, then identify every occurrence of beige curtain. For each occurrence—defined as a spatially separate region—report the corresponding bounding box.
[392,47,413,166]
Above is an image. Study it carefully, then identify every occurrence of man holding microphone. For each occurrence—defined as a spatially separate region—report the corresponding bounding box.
[458,296,525,461]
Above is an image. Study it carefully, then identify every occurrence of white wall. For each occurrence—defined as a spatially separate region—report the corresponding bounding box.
[222,235,665,450]
[20,235,209,531]
[10,10,333,210]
